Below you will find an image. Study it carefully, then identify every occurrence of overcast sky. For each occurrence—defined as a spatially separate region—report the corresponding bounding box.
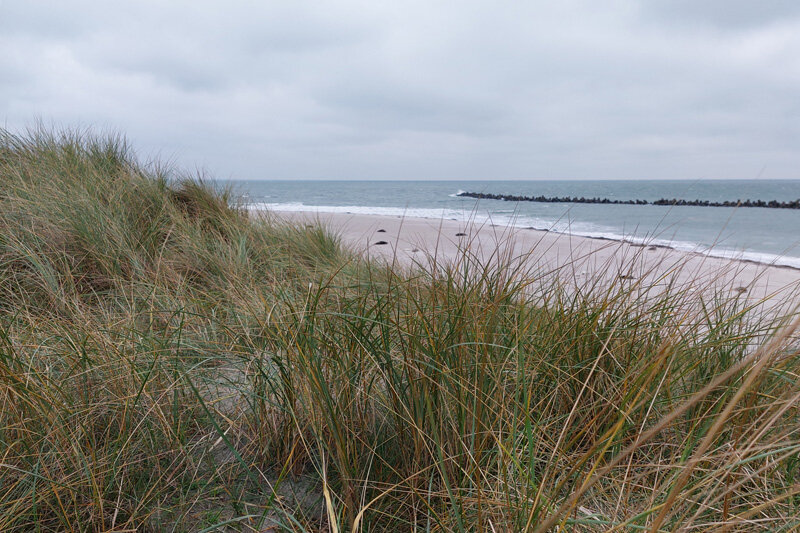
[2,1,799,180]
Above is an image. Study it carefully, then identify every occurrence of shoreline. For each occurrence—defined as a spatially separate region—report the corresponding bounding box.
[266,209,800,310]
[255,203,800,271]
[575,233,800,273]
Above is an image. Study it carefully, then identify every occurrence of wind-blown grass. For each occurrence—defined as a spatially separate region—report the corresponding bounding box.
[1,127,799,531]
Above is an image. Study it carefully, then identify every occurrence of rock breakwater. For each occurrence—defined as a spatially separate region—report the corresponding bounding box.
[456,192,800,209]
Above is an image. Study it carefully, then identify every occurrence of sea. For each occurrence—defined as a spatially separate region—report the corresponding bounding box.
[225,179,800,269]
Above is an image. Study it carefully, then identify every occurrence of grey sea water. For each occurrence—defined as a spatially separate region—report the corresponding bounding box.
[226,180,800,268]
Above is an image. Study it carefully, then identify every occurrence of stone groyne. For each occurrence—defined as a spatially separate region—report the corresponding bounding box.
[456,192,800,209]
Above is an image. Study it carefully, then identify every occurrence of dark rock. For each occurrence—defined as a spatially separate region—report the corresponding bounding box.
[374,241,388,245]
[377,229,386,233]
[455,191,800,210]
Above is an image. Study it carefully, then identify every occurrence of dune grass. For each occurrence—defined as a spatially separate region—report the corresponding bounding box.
[1,127,799,531]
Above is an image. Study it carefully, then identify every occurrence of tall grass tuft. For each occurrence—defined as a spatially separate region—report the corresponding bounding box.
[1,126,799,531]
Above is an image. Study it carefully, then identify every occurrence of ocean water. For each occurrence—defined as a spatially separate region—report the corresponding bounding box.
[226,179,800,268]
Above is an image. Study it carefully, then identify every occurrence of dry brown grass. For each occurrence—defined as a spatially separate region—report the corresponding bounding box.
[1,127,799,531]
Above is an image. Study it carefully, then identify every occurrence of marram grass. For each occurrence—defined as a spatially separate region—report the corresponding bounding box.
[1,127,799,532]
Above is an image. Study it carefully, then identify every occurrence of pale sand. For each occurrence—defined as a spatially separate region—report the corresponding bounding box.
[274,210,800,314]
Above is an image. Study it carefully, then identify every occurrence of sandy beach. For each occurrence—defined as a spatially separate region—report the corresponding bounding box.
[275,210,800,313]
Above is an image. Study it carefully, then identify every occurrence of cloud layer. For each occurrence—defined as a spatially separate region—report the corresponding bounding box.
[2,1,799,179]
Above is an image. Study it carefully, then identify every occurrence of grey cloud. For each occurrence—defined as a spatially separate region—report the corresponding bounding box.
[0,1,798,179]
[0,1,101,39]
[642,0,800,30]
[316,84,505,137]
